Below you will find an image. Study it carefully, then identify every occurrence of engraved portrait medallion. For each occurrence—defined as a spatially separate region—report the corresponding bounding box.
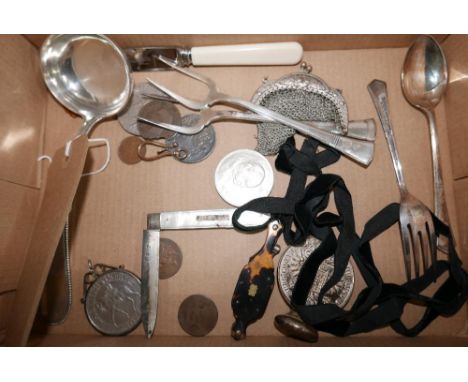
[214,149,274,207]
[278,236,354,308]
[84,269,141,336]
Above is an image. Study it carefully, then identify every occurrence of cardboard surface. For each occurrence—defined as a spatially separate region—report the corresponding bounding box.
[0,291,15,342]
[0,181,42,292]
[442,35,468,180]
[4,137,88,346]
[454,178,468,265]
[33,46,465,343]
[0,36,46,328]
[29,334,468,347]
[0,35,465,346]
[0,35,46,187]
[23,34,448,52]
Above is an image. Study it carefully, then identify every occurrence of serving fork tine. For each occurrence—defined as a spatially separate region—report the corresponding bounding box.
[368,80,437,281]
[146,55,219,110]
[144,56,375,166]
[146,77,208,111]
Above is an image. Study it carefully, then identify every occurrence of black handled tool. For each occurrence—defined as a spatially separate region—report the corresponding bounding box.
[231,220,283,340]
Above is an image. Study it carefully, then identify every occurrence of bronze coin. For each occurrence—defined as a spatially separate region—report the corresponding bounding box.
[137,100,180,140]
[159,238,183,280]
[178,295,218,337]
[118,136,145,165]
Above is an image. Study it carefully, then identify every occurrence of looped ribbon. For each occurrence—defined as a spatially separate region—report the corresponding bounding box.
[233,137,340,241]
[232,137,468,337]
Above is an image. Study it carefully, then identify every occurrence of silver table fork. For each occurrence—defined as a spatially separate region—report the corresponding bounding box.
[141,55,374,166]
[368,80,437,281]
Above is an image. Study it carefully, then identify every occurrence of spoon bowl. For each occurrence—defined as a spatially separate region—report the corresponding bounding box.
[40,34,133,136]
[401,35,448,110]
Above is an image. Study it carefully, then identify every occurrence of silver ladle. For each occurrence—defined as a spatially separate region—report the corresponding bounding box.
[401,35,450,253]
[38,35,133,325]
[41,34,133,137]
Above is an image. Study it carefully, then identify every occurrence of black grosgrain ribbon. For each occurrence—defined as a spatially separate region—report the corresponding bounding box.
[232,137,468,338]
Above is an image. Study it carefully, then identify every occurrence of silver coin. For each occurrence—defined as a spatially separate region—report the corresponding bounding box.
[278,236,355,308]
[118,83,179,139]
[214,149,274,207]
[166,114,216,164]
[84,269,141,336]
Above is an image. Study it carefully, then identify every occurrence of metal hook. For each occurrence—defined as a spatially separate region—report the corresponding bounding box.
[137,140,187,161]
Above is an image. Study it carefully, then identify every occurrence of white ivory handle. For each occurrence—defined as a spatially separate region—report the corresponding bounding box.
[191,42,303,66]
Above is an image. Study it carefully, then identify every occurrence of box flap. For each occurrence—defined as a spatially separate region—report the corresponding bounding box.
[4,137,88,346]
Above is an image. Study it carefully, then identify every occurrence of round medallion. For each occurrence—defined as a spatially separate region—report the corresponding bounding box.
[214,149,274,206]
[278,236,354,308]
[84,269,141,336]
[177,295,218,337]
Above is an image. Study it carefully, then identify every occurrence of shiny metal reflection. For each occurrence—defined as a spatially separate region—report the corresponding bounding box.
[401,35,448,110]
[40,34,133,136]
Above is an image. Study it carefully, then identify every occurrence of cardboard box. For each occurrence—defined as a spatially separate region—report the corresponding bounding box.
[1,34,467,346]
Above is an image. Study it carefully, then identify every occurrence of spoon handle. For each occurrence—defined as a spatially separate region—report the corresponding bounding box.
[425,109,451,253]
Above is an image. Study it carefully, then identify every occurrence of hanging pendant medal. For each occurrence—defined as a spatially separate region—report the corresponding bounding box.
[81,261,142,336]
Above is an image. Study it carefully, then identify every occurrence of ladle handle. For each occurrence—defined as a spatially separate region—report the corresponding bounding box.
[78,116,102,136]
[425,108,451,252]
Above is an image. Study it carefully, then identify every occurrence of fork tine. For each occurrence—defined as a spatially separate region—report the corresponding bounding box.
[137,116,205,135]
[142,92,180,103]
[146,78,204,110]
[157,55,216,87]
[419,227,432,273]
[408,224,422,278]
[399,224,413,282]
[425,218,438,274]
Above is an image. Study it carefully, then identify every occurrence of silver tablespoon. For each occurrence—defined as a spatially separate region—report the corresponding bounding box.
[401,35,450,253]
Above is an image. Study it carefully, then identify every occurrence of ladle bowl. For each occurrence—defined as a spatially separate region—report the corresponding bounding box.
[40,34,133,136]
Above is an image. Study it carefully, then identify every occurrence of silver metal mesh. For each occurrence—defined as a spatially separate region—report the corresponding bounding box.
[252,72,348,155]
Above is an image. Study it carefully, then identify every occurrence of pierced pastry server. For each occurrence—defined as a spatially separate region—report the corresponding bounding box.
[125,42,303,71]
[141,208,271,339]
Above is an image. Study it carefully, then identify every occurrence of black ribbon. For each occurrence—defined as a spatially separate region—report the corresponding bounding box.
[232,137,468,337]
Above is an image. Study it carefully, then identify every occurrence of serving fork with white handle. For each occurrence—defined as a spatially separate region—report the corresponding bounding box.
[368,80,437,281]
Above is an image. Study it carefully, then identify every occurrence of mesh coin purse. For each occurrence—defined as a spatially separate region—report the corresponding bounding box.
[252,63,348,155]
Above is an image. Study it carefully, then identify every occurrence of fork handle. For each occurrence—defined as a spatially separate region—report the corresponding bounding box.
[216,111,376,141]
[228,97,374,166]
[367,80,408,194]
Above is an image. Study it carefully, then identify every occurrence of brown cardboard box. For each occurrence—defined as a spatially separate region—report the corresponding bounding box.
[1,34,467,346]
